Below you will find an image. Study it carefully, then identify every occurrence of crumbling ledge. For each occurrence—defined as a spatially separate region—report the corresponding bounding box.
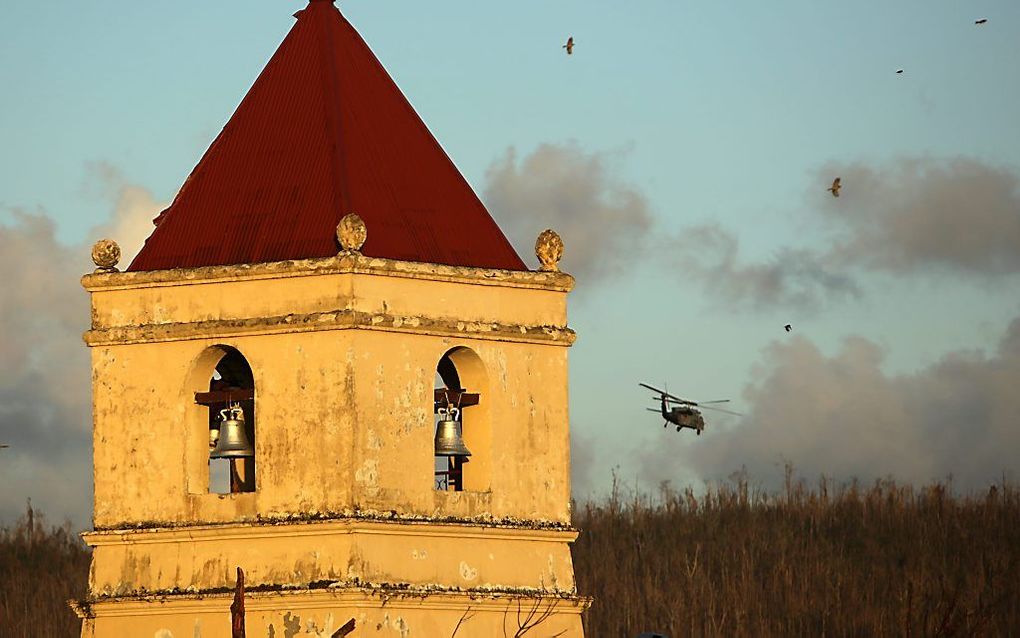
[90,509,577,534]
[71,580,593,619]
[81,253,575,293]
[84,308,576,347]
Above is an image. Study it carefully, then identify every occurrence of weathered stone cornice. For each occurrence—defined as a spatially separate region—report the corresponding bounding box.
[83,309,576,347]
[81,253,575,293]
[83,517,578,547]
[88,510,575,535]
[72,583,592,618]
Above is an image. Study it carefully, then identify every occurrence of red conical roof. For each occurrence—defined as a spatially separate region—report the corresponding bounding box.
[129,0,525,272]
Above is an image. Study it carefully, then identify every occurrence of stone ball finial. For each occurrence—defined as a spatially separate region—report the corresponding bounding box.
[535,229,564,272]
[337,213,367,254]
[91,239,121,272]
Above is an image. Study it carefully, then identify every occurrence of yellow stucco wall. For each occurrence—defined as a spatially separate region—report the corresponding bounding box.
[85,521,578,596]
[78,254,587,636]
[79,591,586,638]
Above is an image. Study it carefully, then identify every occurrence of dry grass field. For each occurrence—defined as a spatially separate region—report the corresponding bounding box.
[573,472,1020,637]
[0,504,90,638]
[3,475,1019,637]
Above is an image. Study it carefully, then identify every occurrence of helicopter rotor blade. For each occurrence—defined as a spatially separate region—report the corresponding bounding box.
[639,383,691,405]
[699,405,743,417]
[643,382,735,412]
[663,396,732,409]
[661,396,698,406]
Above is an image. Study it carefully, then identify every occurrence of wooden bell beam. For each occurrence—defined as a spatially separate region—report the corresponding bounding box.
[194,388,255,406]
[434,388,479,409]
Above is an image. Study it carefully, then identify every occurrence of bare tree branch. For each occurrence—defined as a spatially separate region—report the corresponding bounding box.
[511,598,563,638]
[451,607,475,638]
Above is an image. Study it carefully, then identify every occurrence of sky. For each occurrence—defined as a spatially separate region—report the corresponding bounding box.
[1,0,1019,528]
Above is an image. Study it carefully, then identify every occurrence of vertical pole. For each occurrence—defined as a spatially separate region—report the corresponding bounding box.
[241,456,256,491]
[332,618,356,637]
[26,498,34,551]
[229,460,242,493]
[242,398,256,492]
[452,457,464,492]
[231,567,246,638]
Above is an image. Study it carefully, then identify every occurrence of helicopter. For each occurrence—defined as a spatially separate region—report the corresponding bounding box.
[639,383,742,435]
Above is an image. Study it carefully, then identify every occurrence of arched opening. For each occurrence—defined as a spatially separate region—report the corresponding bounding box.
[192,346,256,494]
[434,347,491,492]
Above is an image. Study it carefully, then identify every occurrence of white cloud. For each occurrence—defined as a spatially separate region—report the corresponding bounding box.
[819,157,1020,276]
[85,161,168,263]
[675,156,1020,311]
[484,142,653,288]
[0,166,165,528]
[634,319,1020,491]
[673,224,860,311]
[0,210,92,527]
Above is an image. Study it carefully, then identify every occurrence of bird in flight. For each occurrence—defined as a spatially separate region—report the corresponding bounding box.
[828,177,842,198]
[784,324,792,333]
[975,19,988,25]
[563,37,575,55]
[896,69,904,74]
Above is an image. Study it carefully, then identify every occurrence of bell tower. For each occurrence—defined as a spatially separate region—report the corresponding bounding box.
[75,2,587,637]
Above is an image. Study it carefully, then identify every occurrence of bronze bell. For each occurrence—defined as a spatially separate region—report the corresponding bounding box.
[434,407,471,458]
[210,404,255,459]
